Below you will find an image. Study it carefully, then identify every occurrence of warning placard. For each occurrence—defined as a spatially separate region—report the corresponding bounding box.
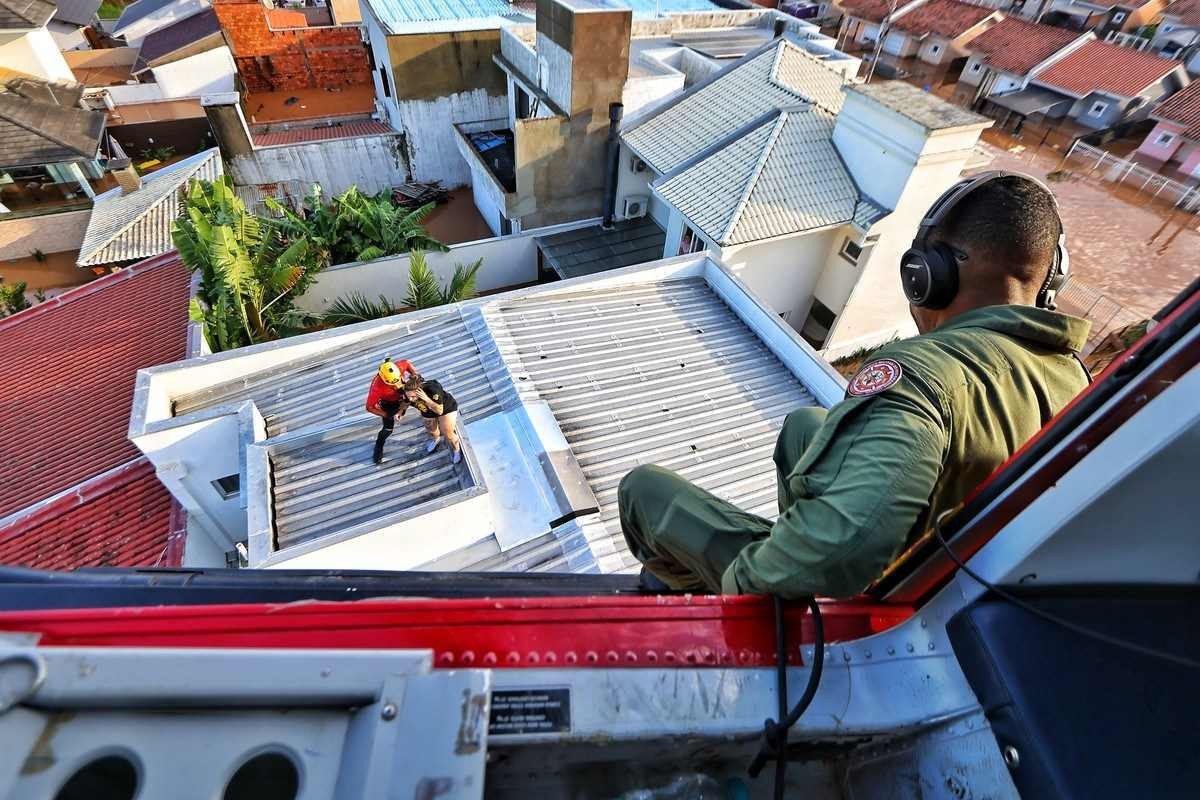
[488,688,571,735]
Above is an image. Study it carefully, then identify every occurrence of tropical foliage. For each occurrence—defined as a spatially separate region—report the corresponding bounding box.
[266,186,447,266]
[0,277,31,318]
[173,176,324,352]
[323,252,485,326]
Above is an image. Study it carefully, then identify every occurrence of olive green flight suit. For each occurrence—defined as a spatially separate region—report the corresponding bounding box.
[619,305,1091,599]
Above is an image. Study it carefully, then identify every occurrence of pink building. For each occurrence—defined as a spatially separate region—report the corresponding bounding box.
[1136,81,1200,181]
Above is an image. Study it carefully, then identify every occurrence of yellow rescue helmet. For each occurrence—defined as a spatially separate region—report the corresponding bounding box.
[378,358,406,386]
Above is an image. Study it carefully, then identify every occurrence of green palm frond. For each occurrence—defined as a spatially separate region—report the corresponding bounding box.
[404,250,442,310]
[441,258,482,305]
[323,292,398,325]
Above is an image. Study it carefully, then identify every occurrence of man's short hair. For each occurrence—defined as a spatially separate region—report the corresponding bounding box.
[932,175,1061,286]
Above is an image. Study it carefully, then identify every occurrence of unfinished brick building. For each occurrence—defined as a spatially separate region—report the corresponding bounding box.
[212,0,370,92]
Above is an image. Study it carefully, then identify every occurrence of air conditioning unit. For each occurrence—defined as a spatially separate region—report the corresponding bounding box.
[623,195,649,219]
[630,157,648,174]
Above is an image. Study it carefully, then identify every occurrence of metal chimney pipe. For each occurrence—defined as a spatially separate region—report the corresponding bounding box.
[601,101,624,230]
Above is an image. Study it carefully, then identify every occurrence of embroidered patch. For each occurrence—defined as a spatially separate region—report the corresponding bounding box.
[848,358,903,397]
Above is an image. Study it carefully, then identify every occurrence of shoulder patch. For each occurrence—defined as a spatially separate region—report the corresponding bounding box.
[847,358,903,397]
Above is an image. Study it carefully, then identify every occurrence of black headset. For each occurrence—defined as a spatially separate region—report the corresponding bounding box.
[900,170,1070,311]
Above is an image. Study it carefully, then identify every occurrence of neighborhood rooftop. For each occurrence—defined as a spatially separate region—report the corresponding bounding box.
[78,148,224,267]
[1152,81,1200,139]
[655,108,867,246]
[623,37,849,174]
[133,8,222,73]
[836,0,894,24]
[849,81,991,131]
[0,78,105,168]
[0,256,191,571]
[0,0,54,29]
[888,0,996,38]
[966,17,1083,76]
[364,0,719,33]
[1033,40,1183,98]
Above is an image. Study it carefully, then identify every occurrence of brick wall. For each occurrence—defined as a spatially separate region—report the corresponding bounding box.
[212,0,370,92]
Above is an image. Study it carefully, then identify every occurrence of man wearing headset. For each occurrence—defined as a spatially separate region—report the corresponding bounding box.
[619,172,1092,598]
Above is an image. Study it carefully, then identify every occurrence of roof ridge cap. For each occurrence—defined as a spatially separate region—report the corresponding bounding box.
[0,253,183,333]
[79,150,218,264]
[721,111,789,245]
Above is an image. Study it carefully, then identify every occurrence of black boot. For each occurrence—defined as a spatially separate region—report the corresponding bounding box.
[373,429,390,464]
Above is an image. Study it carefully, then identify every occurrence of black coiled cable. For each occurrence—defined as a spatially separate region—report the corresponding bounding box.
[747,595,825,800]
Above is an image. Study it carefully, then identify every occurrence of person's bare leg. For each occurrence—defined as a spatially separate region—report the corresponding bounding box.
[440,412,461,463]
[423,417,441,454]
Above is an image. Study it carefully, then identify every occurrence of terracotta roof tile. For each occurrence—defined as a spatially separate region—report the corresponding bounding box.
[837,0,893,24]
[0,459,184,569]
[1034,40,1182,98]
[967,17,1082,76]
[1163,0,1200,25]
[251,120,395,147]
[890,0,997,38]
[1152,80,1200,139]
[0,254,191,519]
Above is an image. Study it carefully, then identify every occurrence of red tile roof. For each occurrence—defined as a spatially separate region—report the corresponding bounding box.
[1034,40,1182,98]
[1152,80,1200,139]
[890,0,997,38]
[0,459,184,570]
[252,120,394,147]
[0,254,191,520]
[837,0,894,24]
[967,17,1082,76]
[1163,0,1200,25]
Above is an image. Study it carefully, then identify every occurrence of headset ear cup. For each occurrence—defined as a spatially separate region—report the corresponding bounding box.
[919,244,960,310]
[1038,233,1070,309]
[900,248,933,307]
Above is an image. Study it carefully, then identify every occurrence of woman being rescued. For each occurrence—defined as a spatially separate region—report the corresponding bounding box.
[403,370,462,465]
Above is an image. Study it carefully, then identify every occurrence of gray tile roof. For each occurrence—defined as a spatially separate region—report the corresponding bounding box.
[78,148,223,267]
[484,276,817,572]
[52,0,102,26]
[848,81,991,131]
[133,7,221,72]
[0,0,55,29]
[535,217,666,280]
[655,108,865,245]
[622,37,848,175]
[0,80,104,169]
[853,196,889,230]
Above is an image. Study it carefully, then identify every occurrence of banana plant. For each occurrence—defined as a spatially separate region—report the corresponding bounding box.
[173,177,325,352]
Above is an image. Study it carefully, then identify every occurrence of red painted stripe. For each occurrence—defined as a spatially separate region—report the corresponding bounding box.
[0,596,913,669]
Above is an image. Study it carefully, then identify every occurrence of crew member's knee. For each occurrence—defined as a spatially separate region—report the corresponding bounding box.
[775,406,828,467]
[618,464,665,510]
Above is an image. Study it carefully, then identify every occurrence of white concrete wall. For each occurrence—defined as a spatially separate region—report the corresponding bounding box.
[621,73,685,118]
[883,31,918,57]
[826,91,988,358]
[99,82,165,105]
[114,0,210,46]
[960,53,988,86]
[917,36,954,65]
[151,46,236,98]
[294,218,598,314]
[0,29,75,83]
[470,158,505,237]
[397,90,508,187]
[230,134,409,197]
[363,3,394,126]
[718,228,840,327]
[613,142,657,224]
[811,229,867,317]
[0,209,90,259]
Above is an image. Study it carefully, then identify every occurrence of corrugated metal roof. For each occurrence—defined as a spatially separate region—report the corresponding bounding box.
[622,37,848,175]
[364,0,717,33]
[535,217,667,280]
[77,148,223,267]
[174,310,503,438]
[484,276,817,572]
[655,107,861,245]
